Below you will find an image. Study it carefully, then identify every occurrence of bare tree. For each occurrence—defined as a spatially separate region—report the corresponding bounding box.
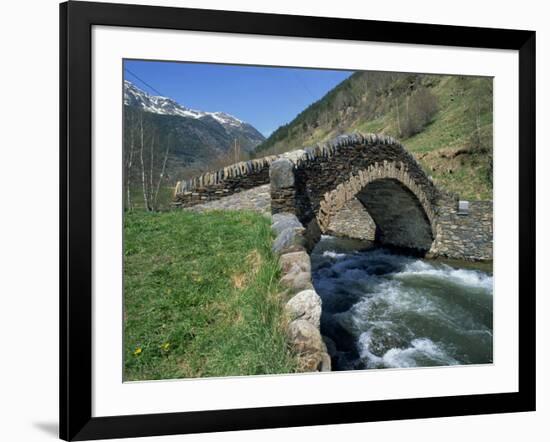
[138,114,150,211]
[124,111,136,210]
[149,134,155,204]
[124,108,174,211]
[153,137,171,210]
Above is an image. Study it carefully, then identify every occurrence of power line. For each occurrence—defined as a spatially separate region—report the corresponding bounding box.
[124,67,166,97]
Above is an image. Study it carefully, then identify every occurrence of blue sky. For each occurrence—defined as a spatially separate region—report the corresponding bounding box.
[124,60,354,137]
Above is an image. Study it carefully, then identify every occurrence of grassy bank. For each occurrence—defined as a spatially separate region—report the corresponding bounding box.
[124,210,297,381]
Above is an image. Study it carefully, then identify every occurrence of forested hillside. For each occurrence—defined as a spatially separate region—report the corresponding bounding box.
[255,72,493,199]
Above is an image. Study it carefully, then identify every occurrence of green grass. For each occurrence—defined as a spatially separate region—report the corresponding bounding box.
[403,78,493,153]
[124,210,298,381]
[125,186,175,212]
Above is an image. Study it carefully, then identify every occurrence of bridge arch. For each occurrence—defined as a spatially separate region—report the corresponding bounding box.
[269,133,439,253]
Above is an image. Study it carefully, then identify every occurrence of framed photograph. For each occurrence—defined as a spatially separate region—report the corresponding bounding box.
[60,1,536,440]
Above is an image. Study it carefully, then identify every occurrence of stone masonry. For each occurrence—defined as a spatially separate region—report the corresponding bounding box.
[175,132,493,261]
[428,193,493,261]
[327,198,376,241]
[269,133,438,253]
[325,192,493,261]
[172,157,276,208]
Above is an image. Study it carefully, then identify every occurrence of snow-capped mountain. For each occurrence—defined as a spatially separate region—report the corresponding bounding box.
[123,80,265,175]
[124,80,250,132]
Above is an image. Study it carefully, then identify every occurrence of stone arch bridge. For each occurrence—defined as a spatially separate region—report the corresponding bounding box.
[173,133,492,260]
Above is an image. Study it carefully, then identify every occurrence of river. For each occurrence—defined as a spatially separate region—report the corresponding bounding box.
[311,235,493,370]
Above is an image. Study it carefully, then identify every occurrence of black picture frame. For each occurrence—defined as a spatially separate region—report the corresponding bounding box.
[60,1,536,440]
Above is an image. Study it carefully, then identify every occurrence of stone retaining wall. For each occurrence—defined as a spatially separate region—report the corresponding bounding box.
[271,212,331,372]
[429,194,493,261]
[326,192,493,261]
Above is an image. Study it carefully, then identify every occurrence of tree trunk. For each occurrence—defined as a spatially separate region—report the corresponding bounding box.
[153,140,171,210]
[126,115,135,211]
[149,134,155,207]
[139,115,149,211]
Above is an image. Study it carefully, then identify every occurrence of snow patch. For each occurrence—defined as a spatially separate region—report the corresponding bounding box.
[124,80,245,128]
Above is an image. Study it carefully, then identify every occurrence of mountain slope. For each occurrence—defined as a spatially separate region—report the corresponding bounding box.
[124,80,262,141]
[124,81,265,175]
[255,72,493,200]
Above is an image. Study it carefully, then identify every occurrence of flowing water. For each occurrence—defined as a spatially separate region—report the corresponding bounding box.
[311,236,493,371]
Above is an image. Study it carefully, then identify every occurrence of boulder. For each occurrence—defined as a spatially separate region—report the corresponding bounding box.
[279,251,311,274]
[269,158,295,189]
[272,227,307,255]
[280,270,313,292]
[285,289,321,329]
[288,319,326,354]
[287,319,331,372]
[271,213,304,236]
[297,351,331,372]
[319,352,332,372]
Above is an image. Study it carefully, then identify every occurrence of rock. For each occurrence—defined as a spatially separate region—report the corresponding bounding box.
[287,319,331,372]
[287,319,326,353]
[271,213,304,236]
[281,149,306,164]
[269,158,295,189]
[319,352,332,371]
[279,251,311,274]
[285,289,321,329]
[272,227,306,255]
[298,351,331,372]
[280,270,313,292]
